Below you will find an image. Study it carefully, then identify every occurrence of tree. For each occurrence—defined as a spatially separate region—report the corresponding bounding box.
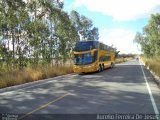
[0,0,98,70]
[70,10,99,41]
[134,13,160,57]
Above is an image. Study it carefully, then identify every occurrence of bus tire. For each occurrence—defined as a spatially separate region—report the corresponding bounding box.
[98,65,102,72]
[110,63,114,68]
[102,64,104,71]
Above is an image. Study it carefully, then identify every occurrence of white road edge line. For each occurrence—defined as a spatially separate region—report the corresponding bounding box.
[140,62,159,115]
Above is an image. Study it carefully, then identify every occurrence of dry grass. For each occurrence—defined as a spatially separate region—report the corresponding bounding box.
[115,57,133,63]
[140,57,160,77]
[0,57,133,89]
[0,65,73,89]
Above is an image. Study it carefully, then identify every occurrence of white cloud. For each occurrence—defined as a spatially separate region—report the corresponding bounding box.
[99,28,141,54]
[74,0,160,21]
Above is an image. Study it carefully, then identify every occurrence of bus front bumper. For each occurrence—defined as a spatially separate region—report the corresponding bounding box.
[73,65,98,73]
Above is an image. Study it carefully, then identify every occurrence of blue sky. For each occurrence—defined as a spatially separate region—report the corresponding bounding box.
[63,0,160,54]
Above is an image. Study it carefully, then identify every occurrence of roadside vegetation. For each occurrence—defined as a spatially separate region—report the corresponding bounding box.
[0,56,133,89]
[134,13,160,77]
[0,0,99,88]
[140,57,160,77]
[0,0,134,89]
[115,54,135,63]
[0,65,73,89]
[115,57,133,63]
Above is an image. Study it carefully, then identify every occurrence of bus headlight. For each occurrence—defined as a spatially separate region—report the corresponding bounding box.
[83,64,94,68]
[73,65,78,68]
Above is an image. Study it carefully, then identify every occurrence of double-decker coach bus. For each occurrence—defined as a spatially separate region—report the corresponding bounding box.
[72,40,115,73]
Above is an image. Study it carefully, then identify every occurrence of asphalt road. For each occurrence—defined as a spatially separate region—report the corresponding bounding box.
[0,59,160,120]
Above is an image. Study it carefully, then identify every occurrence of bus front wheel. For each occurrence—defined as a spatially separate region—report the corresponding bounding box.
[98,65,102,72]
[110,63,114,68]
[102,64,105,71]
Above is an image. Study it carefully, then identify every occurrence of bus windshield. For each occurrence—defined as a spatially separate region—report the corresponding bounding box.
[74,52,97,65]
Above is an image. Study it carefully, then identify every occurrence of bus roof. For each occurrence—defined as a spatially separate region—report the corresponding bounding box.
[74,40,115,52]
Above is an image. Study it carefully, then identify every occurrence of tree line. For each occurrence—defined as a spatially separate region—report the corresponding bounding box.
[134,13,160,57]
[0,0,99,70]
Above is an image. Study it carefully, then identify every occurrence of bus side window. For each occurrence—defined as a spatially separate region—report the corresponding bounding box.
[106,56,111,61]
[104,56,111,61]
[99,55,111,62]
[99,56,104,62]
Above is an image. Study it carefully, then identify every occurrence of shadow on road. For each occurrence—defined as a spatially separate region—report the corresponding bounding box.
[0,63,159,115]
